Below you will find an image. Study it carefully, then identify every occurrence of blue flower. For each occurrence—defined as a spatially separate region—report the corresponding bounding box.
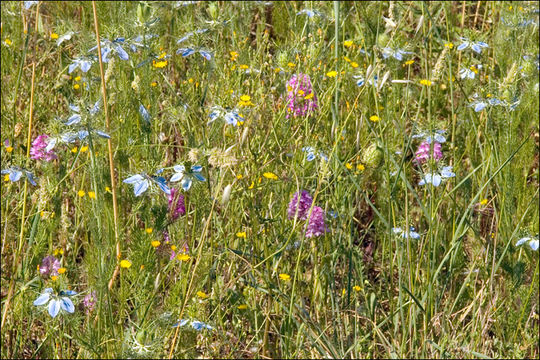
[354,74,378,87]
[516,236,539,251]
[456,37,489,54]
[418,166,455,187]
[33,288,77,318]
[170,164,206,191]
[68,57,93,74]
[24,1,38,9]
[1,166,37,186]
[129,34,157,52]
[208,107,244,126]
[296,9,323,18]
[89,38,129,63]
[381,47,414,61]
[459,67,476,80]
[123,173,171,196]
[172,319,213,331]
[302,146,328,162]
[392,226,420,239]
[176,28,208,44]
[176,47,213,60]
[139,104,151,124]
[412,130,446,144]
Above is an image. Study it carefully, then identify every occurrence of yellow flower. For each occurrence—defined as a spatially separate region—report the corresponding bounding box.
[274,67,282,73]
[356,164,365,171]
[350,62,359,68]
[50,33,59,39]
[71,147,78,153]
[248,181,254,189]
[105,186,112,194]
[404,59,415,65]
[297,89,304,96]
[74,76,81,81]
[287,62,296,68]
[353,285,362,292]
[444,43,454,49]
[480,198,488,206]
[326,70,338,78]
[51,275,58,281]
[120,259,132,268]
[151,240,161,248]
[419,79,432,86]
[4,174,10,182]
[153,60,168,68]
[150,81,157,87]
[345,162,353,170]
[343,40,354,48]
[236,232,247,238]
[237,64,248,70]
[196,291,208,299]
[240,95,251,102]
[54,248,64,256]
[236,174,243,179]
[4,39,12,46]
[145,228,153,234]
[58,267,67,274]
[80,145,88,153]
[238,94,253,107]
[237,304,248,310]
[157,52,167,59]
[73,84,80,90]
[369,115,380,122]
[5,146,13,153]
[177,253,190,261]
[304,92,314,100]
[343,56,351,63]
[88,191,96,199]
[230,51,239,61]
[279,273,291,281]
[170,245,177,251]
[77,190,86,197]
[263,172,278,180]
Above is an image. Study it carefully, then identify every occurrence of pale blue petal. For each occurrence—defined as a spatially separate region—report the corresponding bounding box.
[199,50,212,60]
[432,174,442,187]
[33,293,51,306]
[94,130,111,139]
[456,42,469,51]
[26,172,37,186]
[193,173,206,182]
[191,165,202,172]
[80,60,92,73]
[173,165,185,173]
[134,180,150,196]
[48,299,61,318]
[59,290,77,296]
[170,172,184,182]
[68,62,78,74]
[10,170,23,182]
[60,297,75,313]
[115,44,129,60]
[123,174,144,184]
[181,177,192,191]
[65,114,82,126]
[529,240,539,251]
[516,237,530,247]
[474,102,486,112]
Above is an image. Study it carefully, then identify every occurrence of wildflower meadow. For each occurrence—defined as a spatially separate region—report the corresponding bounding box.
[1,1,539,358]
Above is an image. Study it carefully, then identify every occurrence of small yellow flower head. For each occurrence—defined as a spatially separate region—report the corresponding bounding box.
[50,33,59,40]
[88,191,96,199]
[480,198,488,206]
[279,273,291,281]
[237,304,248,310]
[343,56,351,63]
[404,59,415,65]
[73,84,80,90]
[58,267,67,274]
[350,62,359,68]
[230,51,239,61]
[236,232,247,238]
[145,228,153,234]
[326,70,338,78]
[150,81,158,87]
[71,147,78,153]
[77,190,86,198]
[345,162,353,170]
[419,79,432,86]
[238,94,253,107]
[353,285,362,292]
[304,92,314,100]
[263,172,278,180]
[80,145,88,153]
[196,291,208,299]
[248,181,255,189]
[369,115,380,122]
[74,76,81,81]
[4,174,10,182]
[4,39,13,46]
[343,40,354,48]
[177,253,190,262]
[356,164,365,171]
[152,60,168,68]
[105,186,112,194]
[444,43,454,49]
[151,240,161,248]
[287,62,296,68]
[170,245,177,251]
[54,248,64,256]
[236,174,243,179]
[120,259,132,268]
[51,275,58,281]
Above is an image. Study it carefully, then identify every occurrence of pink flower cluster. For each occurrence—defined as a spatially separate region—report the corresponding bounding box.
[415,141,443,164]
[168,188,186,220]
[83,291,97,314]
[287,190,328,238]
[30,134,57,161]
[39,255,60,278]
[285,73,318,118]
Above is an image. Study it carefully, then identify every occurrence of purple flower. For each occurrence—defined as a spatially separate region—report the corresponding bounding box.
[414,141,443,164]
[83,291,97,314]
[305,206,328,238]
[288,190,313,220]
[285,73,318,118]
[39,255,61,278]
[30,134,57,162]
[168,188,186,220]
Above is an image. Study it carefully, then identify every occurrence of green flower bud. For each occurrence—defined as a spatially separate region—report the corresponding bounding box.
[361,143,384,168]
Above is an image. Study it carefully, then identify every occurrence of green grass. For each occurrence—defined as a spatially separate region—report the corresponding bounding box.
[1,1,538,358]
